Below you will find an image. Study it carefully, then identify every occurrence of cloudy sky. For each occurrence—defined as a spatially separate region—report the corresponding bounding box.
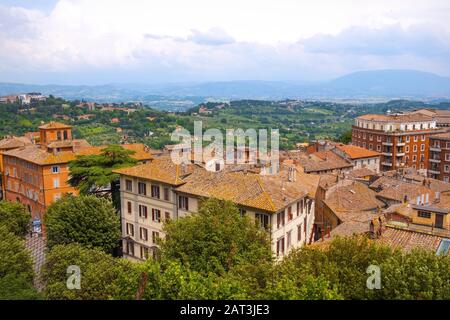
[0,0,449,84]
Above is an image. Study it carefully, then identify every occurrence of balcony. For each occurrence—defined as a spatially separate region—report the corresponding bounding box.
[396,153,405,157]
[382,152,393,156]
[430,147,441,152]
[429,158,441,163]
[428,169,440,175]
[396,142,406,146]
[382,162,393,167]
[382,142,393,146]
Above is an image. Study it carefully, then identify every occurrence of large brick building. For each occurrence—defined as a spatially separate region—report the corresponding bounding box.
[428,132,450,182]
[352,113,444,172]
[0,122,152,226]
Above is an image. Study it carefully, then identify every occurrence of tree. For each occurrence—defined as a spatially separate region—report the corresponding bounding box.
[0,225,39,299]
[44,195,121,253]
[68,144,137,196]
[42,243,137,300]
[0,201,31,237]
[338,129,352,144]
[160,198,272,275]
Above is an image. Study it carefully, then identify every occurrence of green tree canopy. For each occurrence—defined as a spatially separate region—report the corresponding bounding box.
[0,201,31,237]
[68,144,137,195]
[44,195,121,253]
[42,243,136,300]
[160,198,272,275]
[0,225,39,300]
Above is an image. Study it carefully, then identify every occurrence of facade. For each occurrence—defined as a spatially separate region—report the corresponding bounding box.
[352,113,443,172]
[1,121,152,223]
[114,159,319,260]
[332,143,381,173]
[428,132,450,182]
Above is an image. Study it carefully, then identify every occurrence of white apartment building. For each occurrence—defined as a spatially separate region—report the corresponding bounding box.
[114,157,319,260]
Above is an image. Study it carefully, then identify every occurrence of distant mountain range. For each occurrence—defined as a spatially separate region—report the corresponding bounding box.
[1,70,450,108]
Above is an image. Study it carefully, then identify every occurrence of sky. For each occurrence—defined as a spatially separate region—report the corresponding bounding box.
[0,0,449,85]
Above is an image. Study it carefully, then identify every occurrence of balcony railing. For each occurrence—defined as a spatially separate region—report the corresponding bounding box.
[382,142,393,146]
[430,147,441,152]
[428,169,441,175]
[382,162,393,166]
[429,158,441,163]
[382,152,393,156]
[396,153,405,157]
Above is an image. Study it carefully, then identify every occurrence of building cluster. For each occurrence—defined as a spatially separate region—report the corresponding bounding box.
[1,112,449,260]
[0,122,152,231]
[0,93,47,105]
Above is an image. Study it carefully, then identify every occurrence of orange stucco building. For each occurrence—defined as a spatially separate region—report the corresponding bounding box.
[1,122,153,225]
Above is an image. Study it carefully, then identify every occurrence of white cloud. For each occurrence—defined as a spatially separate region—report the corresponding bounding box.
[0,0,449,83]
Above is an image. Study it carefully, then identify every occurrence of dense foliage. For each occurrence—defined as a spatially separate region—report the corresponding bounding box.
[44,195,121,253]
[0,201,30,237]
[0,225,40,300]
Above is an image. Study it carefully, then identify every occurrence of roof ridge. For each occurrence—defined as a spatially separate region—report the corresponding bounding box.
[255,174,277,212]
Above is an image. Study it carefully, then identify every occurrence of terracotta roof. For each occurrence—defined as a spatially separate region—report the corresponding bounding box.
[379,227,445,252]
[324,181,384,221]
[76,144,152,161]
[357,113,434,122]
[3,142,147,165]
[113,156,194,185]
[345,168,377,179]
[298,153,353,173]
[335,143,380,159]
[175,167,312,213]
[0,136,33,150]
[370,176,434,203]
[38,121,72,129]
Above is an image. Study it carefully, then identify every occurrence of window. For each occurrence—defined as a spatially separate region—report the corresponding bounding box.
[277,211,285,228]
[52,166,60,173]
[421,135,425,141]
[138,182,146,195]
[152,208,161,222]
[165,212,171,221]
[127,201,132,214]
[444,176,449,183]
[126,223,135,237]
[287,230,292,249]
[151,185,160,198]
[413,145,417,152]
[288,207,293,221]
[179,196,189,210]
[413,155,417,162]
[163,187,170,201]
[53,193,61,202]
[57,131,62,140]
[126,242,134,256]
[140,227,148,241]
[63,130,68,140]
[444,165,449,173]
[368,144,373,150]
[420,144,425,151]
[377,145,381,152]
[239,208,247,217]
[418,211,431,219]
[140,246,149,260]
[445,154,450,161]
[53,178,60,188]
[125,179,133,192]
[152,231,159,244]
[406,136,410,142]
[255,213,269,229]
[405,146,409,153]
[276,237,285,256]
[369,134,373,141]
[377,136,381,142]
[138,205,148,219]
[297,224,302,242]
[414,136,418,142]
